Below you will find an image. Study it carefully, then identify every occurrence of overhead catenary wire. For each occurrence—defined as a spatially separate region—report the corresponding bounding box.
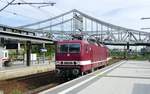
[19,0,55,17]
[38,4,52,8]
[0,0,15,12]
[10,2,56,6]
[0,0,44,26]
[18,9,74,28]
[16,0,66,29]
[3,10,41,20]
[5,0,9,3]
[0,0,64,29]
[17,0,61,26]
[0,0,42,21]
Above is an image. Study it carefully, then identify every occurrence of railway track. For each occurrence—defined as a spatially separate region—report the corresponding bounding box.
[0,71,67,94]
[14,71,55,81]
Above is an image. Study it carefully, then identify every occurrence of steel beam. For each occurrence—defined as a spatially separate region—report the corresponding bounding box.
[0,30,53,43]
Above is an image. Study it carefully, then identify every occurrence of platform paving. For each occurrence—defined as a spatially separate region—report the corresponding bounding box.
[39,60,150,94]
[0,61,55,80]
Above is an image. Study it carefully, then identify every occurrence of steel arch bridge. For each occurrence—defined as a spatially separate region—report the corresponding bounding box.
[18,9,150,46]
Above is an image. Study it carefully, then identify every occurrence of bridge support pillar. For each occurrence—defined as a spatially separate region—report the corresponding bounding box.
[123,46,126,59]
[0,38,5,47]
[123,42,130,59]
[42,43,45,63]
[127,42,129,50]
[126,42,129,59]
[26,41,31,66]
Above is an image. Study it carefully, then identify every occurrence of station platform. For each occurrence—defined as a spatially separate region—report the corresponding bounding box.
[0,62,55,81]
[39,60,150,94]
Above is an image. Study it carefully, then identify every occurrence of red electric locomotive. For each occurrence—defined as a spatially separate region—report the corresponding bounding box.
[55,39,110,77]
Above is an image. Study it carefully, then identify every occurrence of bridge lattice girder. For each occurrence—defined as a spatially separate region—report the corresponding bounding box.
[17,9,150,45]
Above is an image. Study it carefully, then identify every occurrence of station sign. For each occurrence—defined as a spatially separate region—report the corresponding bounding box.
[6,44,18,49]
[40,48,47,52]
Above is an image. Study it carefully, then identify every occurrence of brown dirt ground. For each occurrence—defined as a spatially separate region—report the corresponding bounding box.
[0,71,63,94]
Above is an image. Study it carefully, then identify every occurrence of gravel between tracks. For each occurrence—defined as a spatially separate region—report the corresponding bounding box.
[0,71,65,94]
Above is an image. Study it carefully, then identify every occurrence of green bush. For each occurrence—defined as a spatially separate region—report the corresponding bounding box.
[11,89,22,94]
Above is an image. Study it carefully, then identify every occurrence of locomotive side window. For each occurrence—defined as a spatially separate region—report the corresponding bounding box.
[58,44,68,53]
[69,44,80,53]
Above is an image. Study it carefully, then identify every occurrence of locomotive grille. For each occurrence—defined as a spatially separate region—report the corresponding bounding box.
[63,62,73,65]
[56,61,80,65]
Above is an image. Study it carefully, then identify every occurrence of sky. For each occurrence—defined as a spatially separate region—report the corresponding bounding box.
[0,0,150,32]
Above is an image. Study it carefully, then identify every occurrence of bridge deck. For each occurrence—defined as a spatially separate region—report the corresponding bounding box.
[39,60,150,94]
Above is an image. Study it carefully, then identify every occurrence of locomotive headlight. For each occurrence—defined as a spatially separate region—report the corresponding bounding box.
[74,61,80,65]
[56,61,60,65]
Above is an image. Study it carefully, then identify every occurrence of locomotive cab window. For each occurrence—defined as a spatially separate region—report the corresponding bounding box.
[69,44,80,53]
[57,44,68,53]
[57,43,80,53]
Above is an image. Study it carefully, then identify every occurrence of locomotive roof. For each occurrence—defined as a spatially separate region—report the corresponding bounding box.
[57,40,107,48]
[57,40,87,43]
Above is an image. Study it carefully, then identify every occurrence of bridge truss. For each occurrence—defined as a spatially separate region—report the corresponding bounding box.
[18,9,150,45]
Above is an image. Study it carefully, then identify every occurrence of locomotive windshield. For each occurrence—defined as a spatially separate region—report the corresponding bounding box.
[69,44,80,53]
[57,43,80,53]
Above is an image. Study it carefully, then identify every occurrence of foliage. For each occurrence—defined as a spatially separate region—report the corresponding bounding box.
[110,49,150,60]
[11,89,22,94]
[31,44,55,58]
